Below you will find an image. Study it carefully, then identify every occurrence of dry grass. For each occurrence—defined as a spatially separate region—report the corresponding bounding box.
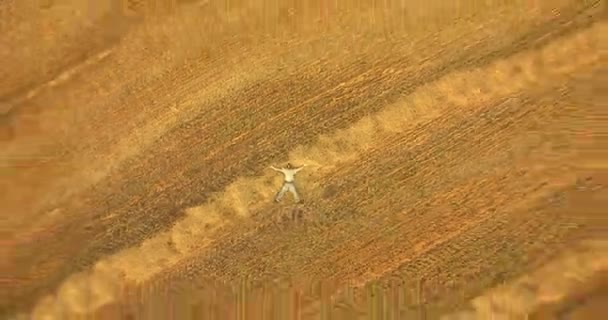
[2,0,606,319]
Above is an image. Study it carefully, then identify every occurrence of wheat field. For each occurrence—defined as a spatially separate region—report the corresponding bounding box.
[1,0,606,319]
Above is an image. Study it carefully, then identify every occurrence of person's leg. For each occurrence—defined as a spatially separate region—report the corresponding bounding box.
[275,183,289,202]
[288,183,301,203]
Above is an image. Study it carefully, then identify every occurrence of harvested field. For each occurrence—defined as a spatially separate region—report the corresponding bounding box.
[1,0,606,319]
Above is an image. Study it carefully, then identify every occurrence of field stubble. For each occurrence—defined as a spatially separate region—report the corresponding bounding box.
[2,0,606,319]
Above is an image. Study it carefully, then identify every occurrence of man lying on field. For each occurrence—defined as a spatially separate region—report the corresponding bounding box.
[270,163,306,203]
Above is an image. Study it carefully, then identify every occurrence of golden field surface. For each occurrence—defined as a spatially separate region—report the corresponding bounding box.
[1,0,606,319]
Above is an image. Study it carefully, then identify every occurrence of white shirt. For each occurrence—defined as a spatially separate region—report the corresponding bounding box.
[276,167,302,182]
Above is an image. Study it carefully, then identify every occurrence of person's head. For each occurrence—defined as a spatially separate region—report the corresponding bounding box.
[286,163,293,169]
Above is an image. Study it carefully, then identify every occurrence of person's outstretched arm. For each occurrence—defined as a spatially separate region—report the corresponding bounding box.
[270,165,281,172]
[295,164,307,172]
